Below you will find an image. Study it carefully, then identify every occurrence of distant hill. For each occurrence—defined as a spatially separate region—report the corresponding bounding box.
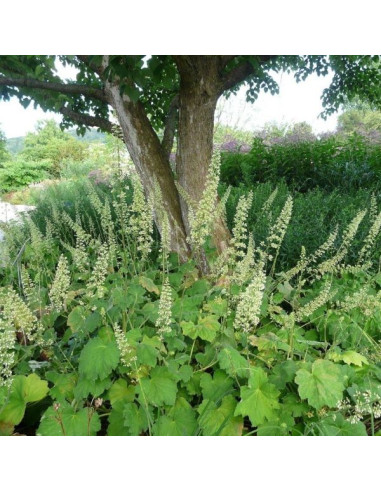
[6,136,24,155]
[6,127,107,155]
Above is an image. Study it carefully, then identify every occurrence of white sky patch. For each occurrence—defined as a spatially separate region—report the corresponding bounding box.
[0,67,340,139]
[216,70,340,135]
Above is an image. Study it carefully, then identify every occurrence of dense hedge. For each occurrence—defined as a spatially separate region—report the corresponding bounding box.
[220,133,381,192]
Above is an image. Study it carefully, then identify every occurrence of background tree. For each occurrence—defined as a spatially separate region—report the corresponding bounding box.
[0,125,10,163]
[20,120,87,176]
[337,99,381,136]
[0,55,380,264]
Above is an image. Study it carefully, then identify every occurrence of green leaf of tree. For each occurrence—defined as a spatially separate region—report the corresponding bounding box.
[295,359,345,409]
[136,336,161,367]
[203,297,228,317]
[341,351,369,367]
[108,406,131,436]
[235,367,280,427]
[79,336,120,381]
[269,360,297,390]
[257,409,296,436]
[67,306,86,332]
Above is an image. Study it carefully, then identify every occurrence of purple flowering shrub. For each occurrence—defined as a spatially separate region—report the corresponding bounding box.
[220,127,381,192]
[88,169,110,186]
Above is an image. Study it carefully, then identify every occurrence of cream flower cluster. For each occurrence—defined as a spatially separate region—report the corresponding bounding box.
[113,190,130,241]
[20,265,36,304]
[337,389,381,424]
[234,268,266,333]
[314,210,367,277]
[150,180,171,268]
[87,244,110,298]
[188,150,221,250]
[62,211,91,271]
[261,187,278,216]
[357,210,381,265]
[49,255,71,311]
[295,280,332,321]
[0,287,38,343]
[156,277,173,338]
[305,226,339,275]
[232,235,256,286]
[113,323,136,367]
[212,190,253,282]
[128,174,154,261]
[369,191,378,223]
[266,196,293,254]
[0,318,16,387]
[101,198,117,257]
[338,286,381,317]
[231,191,253,260]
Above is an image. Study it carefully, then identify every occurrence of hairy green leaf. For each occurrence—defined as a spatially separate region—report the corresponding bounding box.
[139,366,177,406]
[79,336,120,381]
[295,360,345,409]
[235,367,280,426]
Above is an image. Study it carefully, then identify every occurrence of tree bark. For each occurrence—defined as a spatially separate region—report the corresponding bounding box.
[175,57,231,255]
[104,56,233,265]
[104,79,190,262]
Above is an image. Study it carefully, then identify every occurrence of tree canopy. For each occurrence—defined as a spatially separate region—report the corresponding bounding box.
[0,56,380,135]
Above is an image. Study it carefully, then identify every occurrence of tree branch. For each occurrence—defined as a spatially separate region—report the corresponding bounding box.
[59,106,113,133]
[218,55,237,69]
[161,95,179,160]
[220,55,277,94]
[0,75,109,103]
[76,55,105,76]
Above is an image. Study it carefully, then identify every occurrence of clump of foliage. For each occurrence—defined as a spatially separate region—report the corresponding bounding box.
[0,159,51,193]
[19,120,87,177]
[220,131,381,192]
[0,155,380,436]
[0,126,10,163]
[222,182,381,272]
[337,99,381,136]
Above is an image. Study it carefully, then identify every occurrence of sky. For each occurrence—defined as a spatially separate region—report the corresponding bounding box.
[0,66,340,139]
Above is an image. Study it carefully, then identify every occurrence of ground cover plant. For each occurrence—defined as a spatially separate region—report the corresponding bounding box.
[0,152,380,436]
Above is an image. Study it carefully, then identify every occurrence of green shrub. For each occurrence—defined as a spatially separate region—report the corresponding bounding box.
[20,120,88,177]
[220,133,381,192]
[0,159,52,193]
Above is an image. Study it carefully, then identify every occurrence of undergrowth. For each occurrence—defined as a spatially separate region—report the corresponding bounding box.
[0,155,380,436]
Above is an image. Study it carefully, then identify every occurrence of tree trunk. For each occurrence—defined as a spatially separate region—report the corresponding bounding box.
[104,81,191,262]
[104,56,231,265]
[176,57,231,255]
